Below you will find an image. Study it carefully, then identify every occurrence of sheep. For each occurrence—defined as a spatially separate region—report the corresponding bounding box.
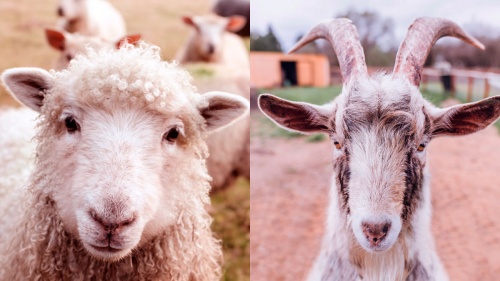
[212,0,250,37]
[185,63,250,191]
[258,17,500,280]
[57,0,126,42]
[0,42,249,280]
[45,28,141,69]
[176,14,248,69]
[177,14,250,190]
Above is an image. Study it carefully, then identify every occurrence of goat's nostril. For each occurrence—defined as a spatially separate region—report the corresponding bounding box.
[362,221,391,246]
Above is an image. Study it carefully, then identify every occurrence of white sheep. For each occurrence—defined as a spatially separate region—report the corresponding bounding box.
[176,14,248,70]
[176,14,250,190]
[57,0,126,42]
[0,42,249,280]
[259,17,499,280]
[185,63,250,190]
[45,28,141,69]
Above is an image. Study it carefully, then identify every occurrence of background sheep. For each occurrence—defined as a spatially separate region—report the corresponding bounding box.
[177,14,250,191]
[176,14,248,68]
[57,0,126,41]
[45,28,141,69]
[212,0,250,37]
[0,43,248,280]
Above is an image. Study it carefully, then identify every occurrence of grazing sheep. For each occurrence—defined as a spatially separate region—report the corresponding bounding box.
[0,42,249,280]
[259,17,499,280]
[176,14,248,69]
[57,0,126,41]
[45,28,141,69]
[212,0,250,37]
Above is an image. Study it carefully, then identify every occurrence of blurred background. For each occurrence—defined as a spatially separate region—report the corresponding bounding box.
[0,0,249,280]
[250,0,500,280]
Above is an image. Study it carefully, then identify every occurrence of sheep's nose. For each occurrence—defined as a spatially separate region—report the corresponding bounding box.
[207,44,215,54]
[57,7,64,17]
[89,210,136,235]
[362,221,391,246]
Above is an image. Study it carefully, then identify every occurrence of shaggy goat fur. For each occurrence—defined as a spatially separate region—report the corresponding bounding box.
[0,43,248,280]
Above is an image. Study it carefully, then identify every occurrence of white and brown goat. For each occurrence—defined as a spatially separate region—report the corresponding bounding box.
[259,17,500,280]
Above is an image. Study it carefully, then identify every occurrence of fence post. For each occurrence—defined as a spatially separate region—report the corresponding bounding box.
[450,75,456,97]
[467,77,474,102]
[483,78,490,99]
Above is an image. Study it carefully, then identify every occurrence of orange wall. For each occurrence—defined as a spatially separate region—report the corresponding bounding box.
[250,52,330,88]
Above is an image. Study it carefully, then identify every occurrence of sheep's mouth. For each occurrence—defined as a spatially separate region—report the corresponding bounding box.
[89,244,123,254]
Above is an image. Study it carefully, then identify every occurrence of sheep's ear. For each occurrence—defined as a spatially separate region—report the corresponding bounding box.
[226,16,246,32]
[116,34,142,49]
[45,28,66,51]
[1,68,53,113]
[200,91,249,132]
[182,16,196,27]
[258,94,332,134]
[432,96,500,136]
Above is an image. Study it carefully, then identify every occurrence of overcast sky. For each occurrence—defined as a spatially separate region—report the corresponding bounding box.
[251,0,500,51]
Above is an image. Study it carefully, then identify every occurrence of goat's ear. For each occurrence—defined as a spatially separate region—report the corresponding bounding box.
[116,34,142,49]
[432,96,500,136]
[200,91,249,132]
[1,68,53,113]
[258,94,332,134]
[226,16,246,32]
[45,28,66,51]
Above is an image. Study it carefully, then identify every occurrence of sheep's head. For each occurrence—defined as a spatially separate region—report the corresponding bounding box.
[2,43,248,261]
[259,18,500,253]
[45,28,142,70]
[182,14,246,61]
[57,0,85,19]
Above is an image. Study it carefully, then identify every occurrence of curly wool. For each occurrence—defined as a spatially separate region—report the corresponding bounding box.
[0,43,222,280]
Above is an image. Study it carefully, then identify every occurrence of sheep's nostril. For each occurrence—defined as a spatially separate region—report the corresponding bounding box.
[207,44,215,54]
[57,7,64,17]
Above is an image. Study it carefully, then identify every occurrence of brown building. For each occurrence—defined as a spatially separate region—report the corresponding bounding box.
[250,51,330,88]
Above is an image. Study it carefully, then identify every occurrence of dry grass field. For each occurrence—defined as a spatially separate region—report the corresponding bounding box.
[0,0,249,280]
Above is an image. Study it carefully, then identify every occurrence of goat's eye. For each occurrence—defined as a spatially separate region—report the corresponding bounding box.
[64,116,80,133]
[417,143,426,152]
[334,141,342,150]
[164,127,179,143]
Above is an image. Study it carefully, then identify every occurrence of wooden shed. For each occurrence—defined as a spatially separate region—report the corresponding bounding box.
[250,51,330,88]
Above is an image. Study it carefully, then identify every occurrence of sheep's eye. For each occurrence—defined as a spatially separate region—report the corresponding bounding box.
[64,116,80,133]
[417,143,426,152]
[334,141,342,150]
[164,127,179,143]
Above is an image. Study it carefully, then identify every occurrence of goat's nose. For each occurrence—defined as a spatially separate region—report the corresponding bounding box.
[207,44,215,54]
[362,221,391,246]
[57,7,64,17]
[89,210,136,235]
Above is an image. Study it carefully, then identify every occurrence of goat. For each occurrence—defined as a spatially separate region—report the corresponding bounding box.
[258,17,500,280]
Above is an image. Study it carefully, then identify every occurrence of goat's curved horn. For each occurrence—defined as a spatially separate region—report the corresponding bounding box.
[393,17,484,86]
[289,18,368,84]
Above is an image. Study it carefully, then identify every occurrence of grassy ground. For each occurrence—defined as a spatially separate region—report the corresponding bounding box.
[0,0,249,279]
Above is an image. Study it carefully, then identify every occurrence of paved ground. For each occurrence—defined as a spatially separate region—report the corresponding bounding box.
[250,101,500,281]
